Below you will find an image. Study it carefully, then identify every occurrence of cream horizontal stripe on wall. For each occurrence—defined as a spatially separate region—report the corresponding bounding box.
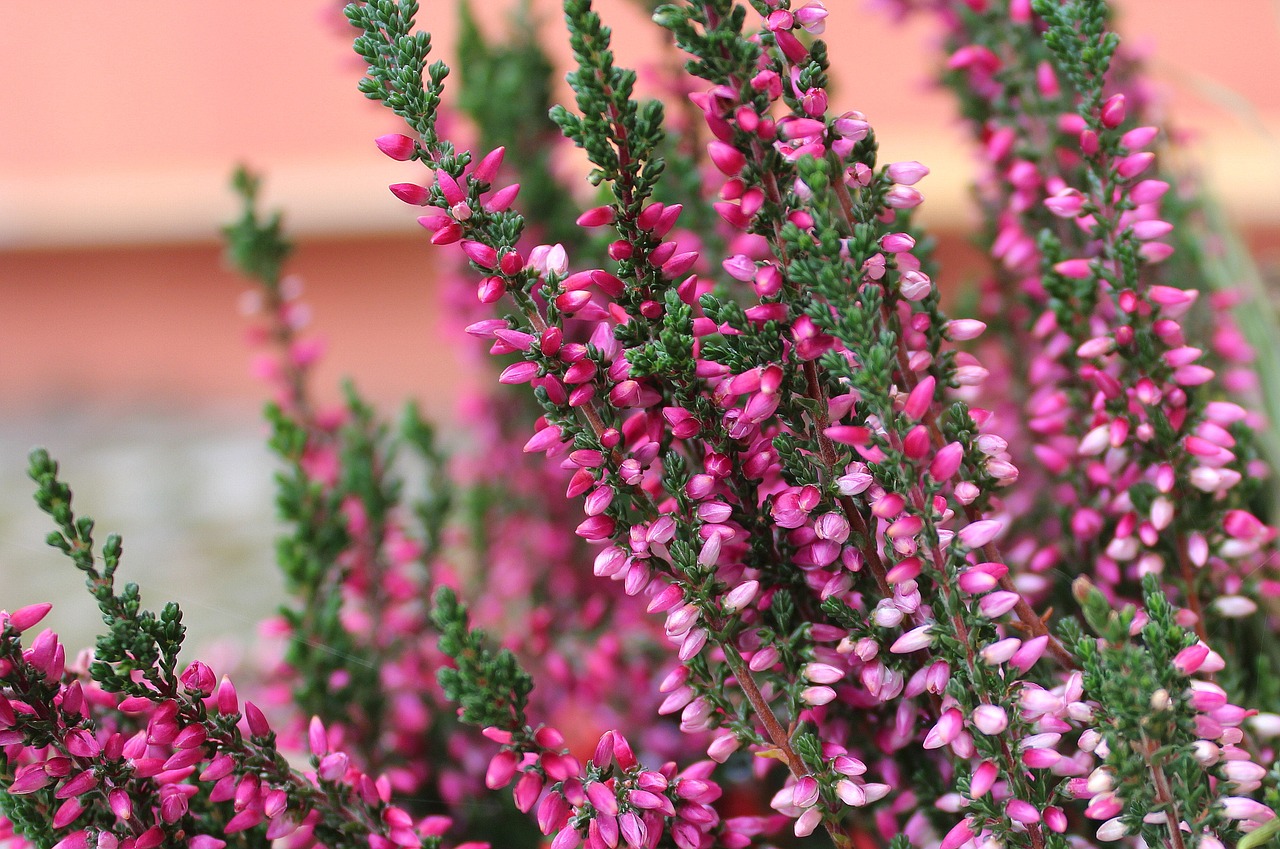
[3,127,1280,249]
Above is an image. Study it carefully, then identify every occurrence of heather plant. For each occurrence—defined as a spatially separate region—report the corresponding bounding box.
[3,1,1280,849]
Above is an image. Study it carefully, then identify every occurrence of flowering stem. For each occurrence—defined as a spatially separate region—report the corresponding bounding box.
[1143,732,1189,849]
[825,147,1078,669]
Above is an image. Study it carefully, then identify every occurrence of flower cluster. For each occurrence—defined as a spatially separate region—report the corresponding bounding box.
[3,1,1279,849]
[0,453,448,849]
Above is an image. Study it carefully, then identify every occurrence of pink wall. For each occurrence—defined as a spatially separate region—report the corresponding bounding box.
[4,0,1280,415]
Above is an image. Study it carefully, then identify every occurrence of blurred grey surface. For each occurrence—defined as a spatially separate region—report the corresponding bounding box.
[0,408,284,660]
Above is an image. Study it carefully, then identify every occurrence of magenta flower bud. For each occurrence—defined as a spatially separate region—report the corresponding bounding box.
[1007,799,1041,825]
[1078,127,1099,155]
[648,583,685,615]
[899,270,931,300]
[618,812,647,849]
[925,442,962,482]
[749,645,779,672]
[958,568,999,595]
[885,185,923,209]
[706,732,740,764]
[945,319,986,341]
[586,781,619,817]
[1115,151,1155,180]
[814,512,850,543]
[659,685,695,716]
[1011,635,1049,672]
[900,425,930,460]
[1132,219,1173,241]
[890,624,932,654]
[696,535,727,568]
[550,824,582,849]
[576,205,615,227]
[108,788,132,821]
[53,833,91,849]
[53,797,84,830]
[665,603,699,637]
[200,754,235,783]
[1220,796,1274,821]
[1224,509,1266,539]
[1053,258,1092,279]
[793,776,820,808]
[976,591,1020,619]
[880,232,915,253]
[485,183,521,212]
[778,117,826,142]
[1100,94,1126,128]
[903,376,935,421]
[8,602,52,633]
[499,361,540,384]
[374,133,415,160]
[584,486,615,517]
[1131,179,1171,204]
[1075,335,1114,359]
[1044,188,1084,217]
[1173,643,1211,676]
[887,160,929,185]
[971,704,1008,735]
[179,661,216,696]
[1223,760,1267,783]
[803,662,844,684]
[56,768,98,799]
[513,770,544,813]
[970,761,998,797]
[1121,126,1158,151]
[243,701,270,737]
[959,519,1002,549]
[303,716,328,758]
[977,637,1018,665]
[1187,681,1228,711]
[708,141,747,176]
[473,146,505,184]
[833,115,870,142]
[678,628,708,661]
[940,816,976,849]
[629,789,667,811]
[461,240,498,269]
[416,213,450,233]
[388,182,430,205]
[1022,747,1061,769]
[789,808,820,839]
[430,222,463,244]
[172,724,207,751]
[486,750,518,789]
[1148,284,1197,306]
[434,170,465,206]
[923,708,963,750]
[723,580,759,613]
[536,792,571,836]
[10,763,51,795]
[791,1,828,33]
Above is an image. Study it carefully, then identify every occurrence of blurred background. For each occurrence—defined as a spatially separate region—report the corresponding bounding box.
[4,0,1280,652]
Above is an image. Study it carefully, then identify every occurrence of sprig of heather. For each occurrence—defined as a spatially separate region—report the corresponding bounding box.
[431,587,747,849]
[1,451,448,849]
[447,9,679,759]
[353,0,1163,846]
[652,5,1097,843]
[225,171,474,812]
[903,0,1280,694]
[351,1,886,844]
[885,0,1279,842]
[1060,574,1270,849]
